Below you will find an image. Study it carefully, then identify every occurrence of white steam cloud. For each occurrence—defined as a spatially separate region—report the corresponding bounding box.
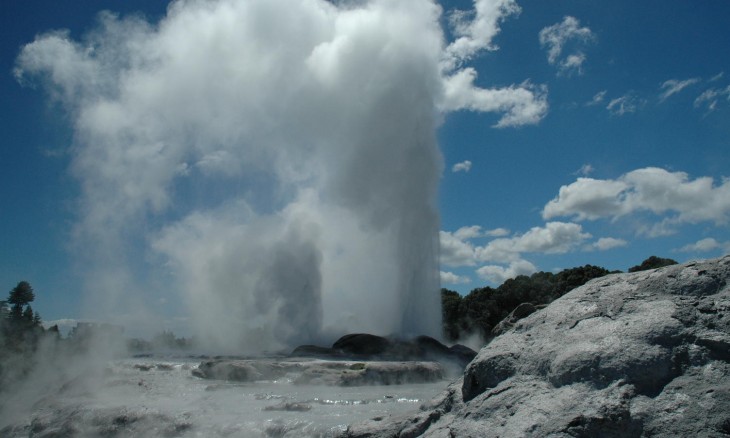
[16,0,546,351]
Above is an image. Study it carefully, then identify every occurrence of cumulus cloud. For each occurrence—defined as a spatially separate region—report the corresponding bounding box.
[440,229,478,267]
[543,177,628,221]
[440,271,471,285]
[476,259,537,284]
[475,221,592,262]
[539,16,594,76]
[441,222,592,269]
[452,160,472,173]
[659,78,700,102]
[543,167,730,229]
[441,221,626,285]
[677,238,730,254]
[445,0,521,65]
[590,237,628,251]
[454,225,484,240]
[485,227,510,237]
[440,71,548,127]
[437,0,548,127]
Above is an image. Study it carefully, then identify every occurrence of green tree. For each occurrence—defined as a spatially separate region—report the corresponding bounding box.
[441,289,464,340]
[8,281,35,318]
[22,305,34,322]
[441,264,616,342]
[553,265,615,296]
[629,256,678,272]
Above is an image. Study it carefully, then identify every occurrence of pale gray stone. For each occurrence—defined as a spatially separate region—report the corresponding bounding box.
[345,256,730,437]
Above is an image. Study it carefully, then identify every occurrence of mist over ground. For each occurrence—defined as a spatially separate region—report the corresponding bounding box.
[15,0,546,351]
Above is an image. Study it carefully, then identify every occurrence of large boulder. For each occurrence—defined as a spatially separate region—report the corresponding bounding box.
[345,256,730,437]
[333,334,393,356]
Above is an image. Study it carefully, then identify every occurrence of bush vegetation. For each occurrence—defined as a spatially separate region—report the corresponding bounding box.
[441,256,675,342]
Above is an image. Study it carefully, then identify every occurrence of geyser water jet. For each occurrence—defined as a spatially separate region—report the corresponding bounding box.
[16,0,547,351]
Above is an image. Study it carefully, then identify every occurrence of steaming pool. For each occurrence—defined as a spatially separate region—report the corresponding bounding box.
[1,356,449,437]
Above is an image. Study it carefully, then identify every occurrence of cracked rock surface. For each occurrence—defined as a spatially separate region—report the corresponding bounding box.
[345,256,730,437]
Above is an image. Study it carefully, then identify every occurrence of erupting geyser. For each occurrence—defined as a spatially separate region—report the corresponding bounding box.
[16,0,546,351]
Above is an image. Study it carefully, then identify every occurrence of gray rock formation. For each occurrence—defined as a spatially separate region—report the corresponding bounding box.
[345,256,730,437]
[490,302,540,337]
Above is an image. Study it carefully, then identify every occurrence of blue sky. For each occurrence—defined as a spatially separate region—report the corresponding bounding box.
[1,0,729,337]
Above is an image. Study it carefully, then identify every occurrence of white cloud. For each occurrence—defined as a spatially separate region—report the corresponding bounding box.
[543,177,628,221]
[543,167,730,227]
[509,221,591,253]
[637,217,681,238]
[591,237,628,251]
[441,222,591,270]
[476,259,537,284]
[485,227,510,237]
[440,71,549,127]
[444,0,521,66]
[437,0,548,128]
[694,85,730,112]
[677,238,730,253]
[606,93,640,115]
[440,229,477,267]
[659,78,700,102]
[475,221,592,262]
[452,160,472,173]
[195,150,241,176]
[575,164,594,176]
[440,271,471,285]
[562,53,586,73]
[587,90,607,106]
[454,225,483,240]
[539,16,594,76]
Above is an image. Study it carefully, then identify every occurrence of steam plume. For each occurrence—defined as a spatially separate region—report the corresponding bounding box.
[16,0,546,351]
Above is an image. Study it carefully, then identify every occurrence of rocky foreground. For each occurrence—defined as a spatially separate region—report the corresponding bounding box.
[345,256,730,437]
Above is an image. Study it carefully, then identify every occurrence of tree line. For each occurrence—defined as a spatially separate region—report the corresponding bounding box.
[441,256,677,342]
[0,281,50,351]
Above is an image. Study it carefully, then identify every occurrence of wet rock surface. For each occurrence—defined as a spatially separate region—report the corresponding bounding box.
[345,256,730,437]
[193,358,446,386]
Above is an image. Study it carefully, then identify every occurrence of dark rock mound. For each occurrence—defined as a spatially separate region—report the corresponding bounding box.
[289,344,344,359]
[289,333,476,369]
[292,334,476,369]
[333,333,392,356]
